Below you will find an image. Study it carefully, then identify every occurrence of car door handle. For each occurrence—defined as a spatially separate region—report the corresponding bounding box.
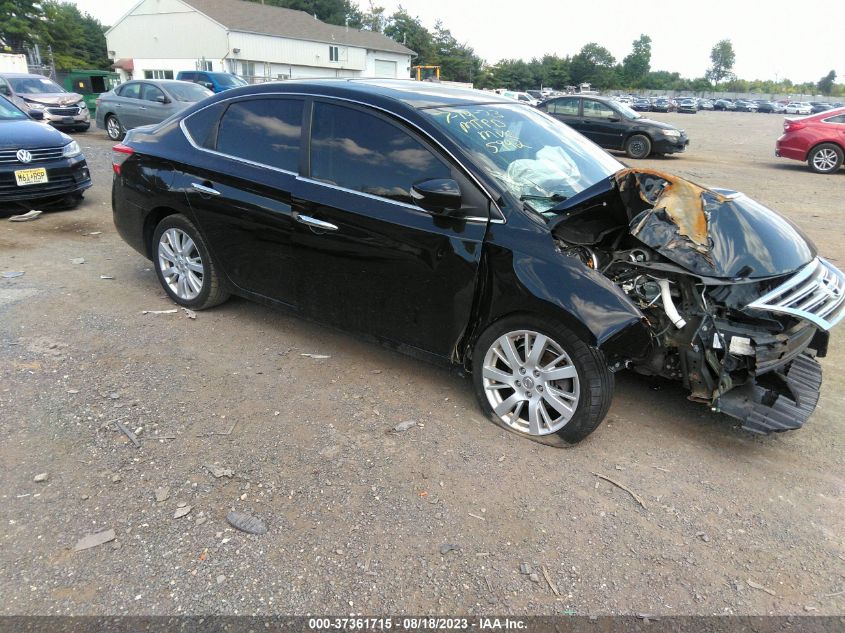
[293,212,338,231]
[191,182,221,196]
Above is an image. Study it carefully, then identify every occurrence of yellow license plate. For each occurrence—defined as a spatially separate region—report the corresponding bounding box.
[15,168,48,186]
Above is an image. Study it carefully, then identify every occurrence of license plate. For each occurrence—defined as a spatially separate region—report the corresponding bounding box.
[62,116,74,124]
[15,168,48,186]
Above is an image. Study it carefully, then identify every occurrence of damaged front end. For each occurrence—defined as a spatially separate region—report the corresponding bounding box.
[551,169,844,434]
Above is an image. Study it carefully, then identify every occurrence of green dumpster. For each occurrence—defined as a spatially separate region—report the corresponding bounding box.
[59,70,120,117]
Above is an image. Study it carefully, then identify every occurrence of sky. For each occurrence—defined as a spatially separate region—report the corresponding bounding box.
[69,0,843,84]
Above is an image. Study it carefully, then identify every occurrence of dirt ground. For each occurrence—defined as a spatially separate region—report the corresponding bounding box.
[1,110,843,617]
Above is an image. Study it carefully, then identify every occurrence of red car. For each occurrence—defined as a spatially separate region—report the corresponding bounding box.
[776,106,845,174]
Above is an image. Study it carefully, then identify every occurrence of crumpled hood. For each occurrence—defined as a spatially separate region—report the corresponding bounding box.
[550,169,816,280]
[617,169,816,279]
[19,92,84,106]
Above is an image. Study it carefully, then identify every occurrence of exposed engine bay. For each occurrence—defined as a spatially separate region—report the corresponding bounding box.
[551,169,844,434]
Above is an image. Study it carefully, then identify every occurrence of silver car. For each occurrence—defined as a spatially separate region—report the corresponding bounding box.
[95,80,213,140]
[0,73,90,131]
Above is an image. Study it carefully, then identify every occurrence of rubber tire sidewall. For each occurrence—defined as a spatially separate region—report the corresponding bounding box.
[808,143,843,174]
[105,115,124,141]
[151,214,228,310]
[471,314,614,447]
[625,134,652,159]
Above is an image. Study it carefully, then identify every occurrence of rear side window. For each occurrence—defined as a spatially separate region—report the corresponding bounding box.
[216,98,303,172]
[119,83,141,99]
[824,114,845,124]
[546,98,579,116]
[183,102,226,149]
[310,102,450,204]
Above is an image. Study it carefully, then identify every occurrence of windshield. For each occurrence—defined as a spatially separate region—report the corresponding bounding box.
[0,96,27,120]
[9,77,65,94]
[424,103,623,215]
[614,102,641,119]
[212,73,248,88]
[166,82,213,102]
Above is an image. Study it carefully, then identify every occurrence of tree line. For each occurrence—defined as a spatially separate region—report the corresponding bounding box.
[1,0,840,97]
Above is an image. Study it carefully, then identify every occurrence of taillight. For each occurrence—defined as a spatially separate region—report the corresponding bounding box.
[111,143,133,175]
[784,119,806,132]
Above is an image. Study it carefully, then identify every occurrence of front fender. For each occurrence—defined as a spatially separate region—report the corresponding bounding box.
[470,243,652,362]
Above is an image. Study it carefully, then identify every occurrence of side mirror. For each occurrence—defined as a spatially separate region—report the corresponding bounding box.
[156,95,169,104]
[29,110,44,120]
[200,81,214,90]
[608,116,621,122]
[411,178,462,213]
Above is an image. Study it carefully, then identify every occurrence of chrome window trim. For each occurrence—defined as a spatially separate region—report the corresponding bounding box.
[296,175,493,224]
[179,90,506,224]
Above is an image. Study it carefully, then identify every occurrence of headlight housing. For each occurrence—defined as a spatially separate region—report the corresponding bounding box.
[24,101,46,110]
[662,129,681,138]
[62,140,82,158]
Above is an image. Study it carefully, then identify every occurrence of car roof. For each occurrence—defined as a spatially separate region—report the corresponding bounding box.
[208,78,515,110]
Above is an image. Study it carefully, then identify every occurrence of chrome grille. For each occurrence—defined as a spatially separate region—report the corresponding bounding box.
[0,147,65,164]
[748,258,845,331]
[46,106,81,116]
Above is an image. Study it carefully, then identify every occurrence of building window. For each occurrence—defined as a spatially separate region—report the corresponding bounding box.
[329,46,339,62]
[143,70,173,80]
[199,60,212,71]
[241,60,255,79]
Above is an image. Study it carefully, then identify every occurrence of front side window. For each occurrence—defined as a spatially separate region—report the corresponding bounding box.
[216,98,302,172]
[424,103,623,215]
[310,102,450,204]
[583,100,615,119]
[546,98,579,116]
[141,84,165,102]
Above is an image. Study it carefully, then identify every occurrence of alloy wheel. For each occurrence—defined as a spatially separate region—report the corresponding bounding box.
[106,116,121,140]
[158,228,204,300]
[812,148,839,172]
[482,330,580,436]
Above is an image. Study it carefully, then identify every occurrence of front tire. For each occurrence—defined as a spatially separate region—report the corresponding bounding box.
[625,134,652,159]
[472,316,613,446]
[152,214,230,310]
[807,143,843,174]
[105,114,124,141]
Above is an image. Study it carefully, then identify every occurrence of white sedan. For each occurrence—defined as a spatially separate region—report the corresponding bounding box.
[785,102,812,115]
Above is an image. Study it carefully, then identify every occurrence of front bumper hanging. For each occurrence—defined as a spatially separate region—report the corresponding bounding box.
[717,353,823,434]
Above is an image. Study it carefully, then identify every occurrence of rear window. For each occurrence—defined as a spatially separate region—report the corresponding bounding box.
[166,82,213,102]
[216,98,303,171]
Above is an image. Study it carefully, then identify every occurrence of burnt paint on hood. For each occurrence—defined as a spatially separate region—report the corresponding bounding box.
[552,169,816,279]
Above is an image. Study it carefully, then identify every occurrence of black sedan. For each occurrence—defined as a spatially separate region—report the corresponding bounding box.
[0,95,91,210]
[111,79,843,444]
[537,95,688,158]
[631,98,651,111]
[713,99,736,111]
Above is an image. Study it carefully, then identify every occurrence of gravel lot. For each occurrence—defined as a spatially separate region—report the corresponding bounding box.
[1,111,843,616]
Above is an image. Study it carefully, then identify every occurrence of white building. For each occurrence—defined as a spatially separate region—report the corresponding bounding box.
[106,0,414,83]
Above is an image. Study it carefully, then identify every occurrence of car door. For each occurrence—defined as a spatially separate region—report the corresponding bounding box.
[580,99,626,149]
[541,97,583,134]
[114,82,142,128]
[181,97,305,305]
[137,83,172,127]
[289,99,489,358]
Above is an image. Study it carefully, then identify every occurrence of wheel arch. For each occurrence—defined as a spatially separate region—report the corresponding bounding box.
[143,206,182,259]
[806,139,844,162]
[459,247,652,371]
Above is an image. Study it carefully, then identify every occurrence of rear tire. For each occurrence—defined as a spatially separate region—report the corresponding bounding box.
[625,134,652,159]
[807,143,843,174]
[152,214,230,310]
[105,114,124,141]
[472,315,613,446]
